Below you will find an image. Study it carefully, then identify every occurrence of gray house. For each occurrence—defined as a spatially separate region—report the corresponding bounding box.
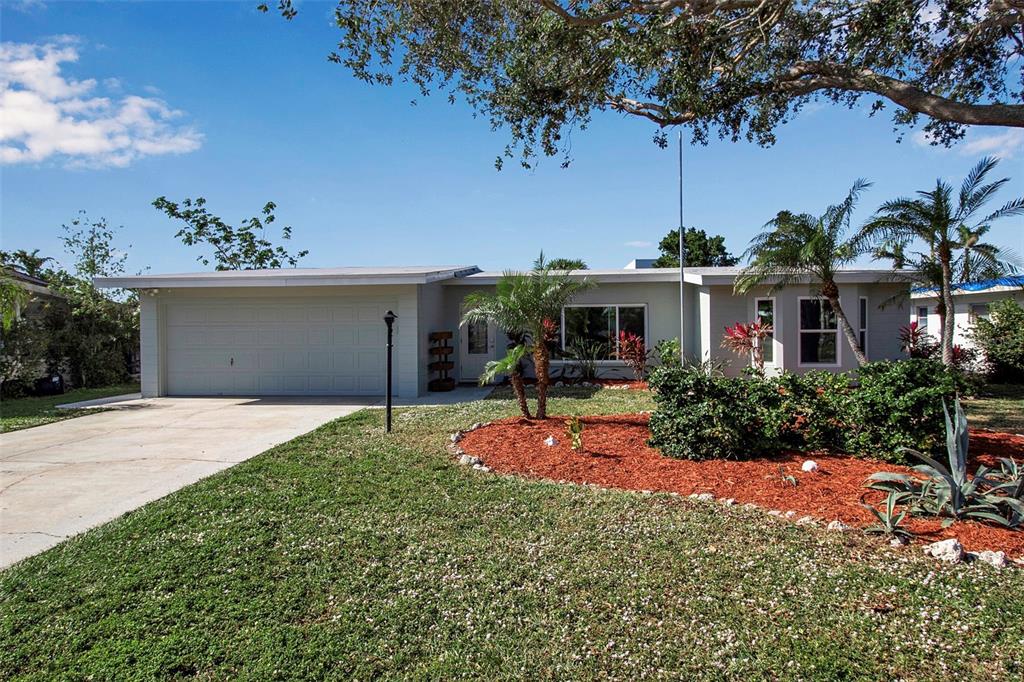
[96,265,909,398]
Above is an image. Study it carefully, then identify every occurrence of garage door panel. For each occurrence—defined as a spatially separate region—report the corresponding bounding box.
[164,297,396,396]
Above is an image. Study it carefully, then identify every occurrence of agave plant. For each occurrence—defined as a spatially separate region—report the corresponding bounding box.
[862,491,916,543]
[866,398,1024,528]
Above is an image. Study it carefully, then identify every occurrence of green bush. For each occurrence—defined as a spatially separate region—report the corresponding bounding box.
[970,298,1024,383]
[842,359,960,462]
[649,359,959,463]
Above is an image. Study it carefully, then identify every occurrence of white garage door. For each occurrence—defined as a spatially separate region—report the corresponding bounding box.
[164,297,395,396]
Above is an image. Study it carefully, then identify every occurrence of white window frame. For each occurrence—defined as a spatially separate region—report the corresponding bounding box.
[797,296,841,368]
[968,303,990,323]
[556,303,649,365]
[916,305,929,329]
[858,296,869,359]
[754,296,777,367]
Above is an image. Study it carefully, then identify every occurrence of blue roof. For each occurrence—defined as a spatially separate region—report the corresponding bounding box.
[913,274,1024,294]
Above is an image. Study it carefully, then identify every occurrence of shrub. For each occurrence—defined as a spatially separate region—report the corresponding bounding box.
[842,359,961,463]
[649,359,962,463]
[654,338,681,368]
[721,321,773,371]
[647,366,777,460]
[615,331,650,381]
[970,298,1024,383]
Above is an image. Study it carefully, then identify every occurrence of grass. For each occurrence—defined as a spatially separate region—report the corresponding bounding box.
[964,384,1024,434]
[2,388,1023,680]
[0,383,140,433]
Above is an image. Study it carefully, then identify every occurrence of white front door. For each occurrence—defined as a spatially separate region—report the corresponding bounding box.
[459,318,496,383]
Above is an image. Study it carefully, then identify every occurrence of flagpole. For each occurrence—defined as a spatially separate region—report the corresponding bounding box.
[678,130,686,364]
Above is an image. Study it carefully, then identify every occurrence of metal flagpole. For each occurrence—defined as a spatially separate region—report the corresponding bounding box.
[678,130,686,364]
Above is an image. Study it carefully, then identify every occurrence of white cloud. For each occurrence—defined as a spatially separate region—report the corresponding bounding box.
[913,127,1024,160]
[624,240,653,248]
[0,39,202,168]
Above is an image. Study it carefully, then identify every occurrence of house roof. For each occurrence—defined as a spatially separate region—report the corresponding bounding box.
[94,266,481,289]
[2,266,64,298]
[911,274,1024,298]
[447,267,908,286]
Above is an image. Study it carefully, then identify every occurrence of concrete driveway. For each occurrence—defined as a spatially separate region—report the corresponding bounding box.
[0,396,376,568]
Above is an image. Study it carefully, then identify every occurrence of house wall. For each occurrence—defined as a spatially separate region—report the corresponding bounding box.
[139,285,421,398]
[703,282,908,376]
[913,289,1024,350]
[416,281,448,394]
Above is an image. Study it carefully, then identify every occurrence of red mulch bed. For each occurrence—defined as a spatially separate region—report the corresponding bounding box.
[459,413,1024,559]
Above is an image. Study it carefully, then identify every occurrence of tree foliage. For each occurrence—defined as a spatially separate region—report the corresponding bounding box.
[970,298,1024,383]
[861,156,1023,365]
[546,257,588,270]
[652,227,738,268]
[262,0,1024,167]
[736,180,872,365]
[153,197,308,271]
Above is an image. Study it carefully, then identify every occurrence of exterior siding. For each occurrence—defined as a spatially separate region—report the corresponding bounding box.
[139,294,161,398]
[913,289,1024,350]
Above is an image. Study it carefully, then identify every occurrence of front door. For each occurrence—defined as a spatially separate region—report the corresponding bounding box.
[459,318,496,383]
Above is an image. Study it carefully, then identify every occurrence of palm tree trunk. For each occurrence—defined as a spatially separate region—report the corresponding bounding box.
[825,293,868,366]
[510,372,531,419]
[533,344,550,420]
[939,252,955,366]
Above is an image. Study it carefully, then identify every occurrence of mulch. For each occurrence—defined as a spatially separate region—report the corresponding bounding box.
[459,413,1024,559]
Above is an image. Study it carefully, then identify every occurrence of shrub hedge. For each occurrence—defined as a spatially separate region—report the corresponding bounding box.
[647,359,961,463]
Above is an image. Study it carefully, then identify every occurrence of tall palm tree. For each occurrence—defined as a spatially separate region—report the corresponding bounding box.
[462,254,594,419]
[736,180,872,366]
[861,157,1024,365]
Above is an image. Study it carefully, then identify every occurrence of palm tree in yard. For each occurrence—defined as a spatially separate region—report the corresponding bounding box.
[861,157,1023,366]
[736,180,872,366]
[462,254,594,419]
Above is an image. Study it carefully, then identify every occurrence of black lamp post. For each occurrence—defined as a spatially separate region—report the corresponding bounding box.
[383,310,397,433]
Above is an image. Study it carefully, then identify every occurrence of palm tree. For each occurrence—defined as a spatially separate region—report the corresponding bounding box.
[861,157,1024,365]
[462,254,594,419]
[736,180,872,366]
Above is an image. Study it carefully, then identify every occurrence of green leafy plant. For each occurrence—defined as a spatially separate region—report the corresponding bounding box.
[564,339,606,381]
[778,467,798,487]
[970,298,1024,383]
[862,491,916,543]
[867,398,1024,528]
[566,416,584,453]
[654,338,681,369]
[479,343,531,419]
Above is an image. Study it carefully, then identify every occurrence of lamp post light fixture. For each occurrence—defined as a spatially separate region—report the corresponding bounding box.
[383,310,397,433]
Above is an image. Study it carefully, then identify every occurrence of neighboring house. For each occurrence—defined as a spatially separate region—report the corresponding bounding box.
[2,267,65,321]
[95,265,910,398]
[910,275,1024,351]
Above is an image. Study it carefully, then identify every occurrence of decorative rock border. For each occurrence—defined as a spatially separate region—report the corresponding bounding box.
[449,424,1020,569]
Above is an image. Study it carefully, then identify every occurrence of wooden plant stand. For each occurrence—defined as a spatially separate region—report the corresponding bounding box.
[428,331,456,392]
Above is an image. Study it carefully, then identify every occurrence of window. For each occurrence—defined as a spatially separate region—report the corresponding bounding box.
[859,297,868,358]
[560,305,646,360]
[969,303,990,323]
[755,298,775,364]
[916,306,929,329]
[799,298,839,366]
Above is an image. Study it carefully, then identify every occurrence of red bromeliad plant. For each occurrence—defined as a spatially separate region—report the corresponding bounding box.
[899,321,938,359]
[721,321,774,371]
[615,331,650,381]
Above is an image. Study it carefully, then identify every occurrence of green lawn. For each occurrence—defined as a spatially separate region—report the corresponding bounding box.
[2,389,1022,679]
[965,384,1024,433]
[0,383,140,433]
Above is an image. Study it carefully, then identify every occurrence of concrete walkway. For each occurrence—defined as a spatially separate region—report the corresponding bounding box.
[0,396,376,568]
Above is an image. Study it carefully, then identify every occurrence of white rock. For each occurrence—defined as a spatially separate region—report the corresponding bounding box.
[801,460,819,473]
[720,498,736,507]
[973,550,1008,569]
[923,538,965,564]
[826,520,851,532]
[784,511,798,519]
[544,436,558,446]
[472,463,491,473]
[741,503,759,511]
[458,454,481,466]
[450,432,463,444]
[890,537,908,548]
[795,516,817,526]
[554,381,564,387]
[694,492,715,502]
[767,510,784,517]
[470,422,484,431]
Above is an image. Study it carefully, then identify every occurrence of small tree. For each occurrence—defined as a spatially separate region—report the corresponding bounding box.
[970,299,1024,383]
[462,254,594,419]
[721,321,773,371]
[153,196,308,270]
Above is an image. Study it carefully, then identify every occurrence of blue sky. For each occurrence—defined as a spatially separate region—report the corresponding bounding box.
[2,1,1021,274]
